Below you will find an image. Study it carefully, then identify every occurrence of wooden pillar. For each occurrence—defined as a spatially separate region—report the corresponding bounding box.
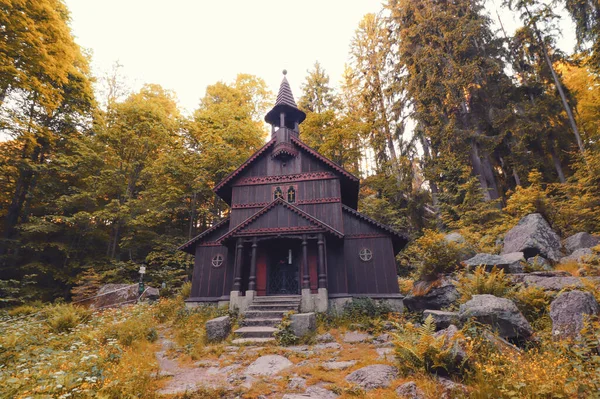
[233,238,243,292]
[302,234,309,289]
[248,237,258,291]
[317,233,327,289]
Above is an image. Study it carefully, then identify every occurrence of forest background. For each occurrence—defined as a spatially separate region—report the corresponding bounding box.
[1,0,599,304]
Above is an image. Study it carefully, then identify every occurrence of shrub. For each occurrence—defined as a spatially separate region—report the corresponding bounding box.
[510,285,550,324]
[395,315,470,377]
[274,312,299,346]
[179,281,192,300]
[456,266,513,303]
[43,303,91,333]
[403,229,464,281]
[398,277,414,295]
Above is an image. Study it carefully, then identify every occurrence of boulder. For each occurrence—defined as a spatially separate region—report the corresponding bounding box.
[463,252,524,273]
[87,283,159,309]
[444,232,466,244]
[316,332,334,343]
[321,360,356,370]
[459,295,532,340]
[245,355,293,376]
[345,364,398,391]
[527,256,551,270]
[376,347,394,361]
[404,279,459,312]
[433,325,467,367]
[559,248,594,264]
[564,232,600,254]
[343,331,373,343]
[438,377,469,399]
[510,271,584,291]
[396,381,425,399]
[205,316,231,342]
[287,377,307,390]
[501,213,562,261]
[423,310,460,331]
[550,290,600,339]
[290,312,316,338]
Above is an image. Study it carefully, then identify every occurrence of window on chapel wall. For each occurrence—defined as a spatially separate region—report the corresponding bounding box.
[274,186,283,200]
[287,186,296,203]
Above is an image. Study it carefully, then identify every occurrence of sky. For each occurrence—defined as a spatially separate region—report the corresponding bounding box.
[65,0,577,115]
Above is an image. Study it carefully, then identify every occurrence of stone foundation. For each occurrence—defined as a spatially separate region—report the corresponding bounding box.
[229,290,255,313]
[300,288,329,313]
[328,296,404,315]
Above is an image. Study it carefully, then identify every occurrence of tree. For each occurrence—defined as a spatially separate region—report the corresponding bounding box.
[299,61,337,113]
[564,0,600,75]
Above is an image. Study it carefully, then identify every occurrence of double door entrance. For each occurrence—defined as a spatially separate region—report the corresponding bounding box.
[267,240,299,295]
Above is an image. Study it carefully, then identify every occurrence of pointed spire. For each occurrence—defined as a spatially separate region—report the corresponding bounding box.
[264,70,306,128]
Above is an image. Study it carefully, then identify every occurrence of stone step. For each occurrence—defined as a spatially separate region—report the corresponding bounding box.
[245,310,288,319]
[231,337,275,345]
[247,303,299,311]
[234,326,278,339]
[241,318,282,327]
[252,295,301,303]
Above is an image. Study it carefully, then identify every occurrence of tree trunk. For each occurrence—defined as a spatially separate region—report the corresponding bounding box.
[470,140,500,201]
[550,147,566,183]
[525,6,585,157]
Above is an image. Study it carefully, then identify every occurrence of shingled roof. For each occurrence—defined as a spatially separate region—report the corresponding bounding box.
[264,72,306,126]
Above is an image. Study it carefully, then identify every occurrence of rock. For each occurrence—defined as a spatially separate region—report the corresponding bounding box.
[245,355,293,376]
[343,331,372,343]
[322,360,357,370]
[564,232,600,254]
[205,316,231,342]
[438,377,468,398]
[459,295,532,340]
[550,290,600,339]
[376,347,394,361]
[287,377,307,390]
[404,279,459,311]
[445,232,466,244]
[423,310,460,331]
[316,333,334,343]
[560,248,594,264]
[433,325,467,365]
[87,283,159,309]
[481,330,521,356]
[314,342,341,350]
[380,321,395,331]
[510,272,584,291]
[374,333,391,344]
[527,256,551,270]
[396,381,425,399]
[290,313,316,337]
[464,252,525,273]
[501,213,562,261]
[345,364,398,391]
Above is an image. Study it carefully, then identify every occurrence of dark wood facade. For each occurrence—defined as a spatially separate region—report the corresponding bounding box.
[180,74,408,304]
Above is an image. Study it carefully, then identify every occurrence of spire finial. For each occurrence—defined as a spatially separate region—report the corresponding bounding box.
[282,69,287,76]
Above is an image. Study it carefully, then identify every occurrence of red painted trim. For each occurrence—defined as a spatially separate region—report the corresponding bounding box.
[231,202,270,209]
[178,217,230,252]
[217,198,344,242]
[213,139,276,192]
[272,142,298,158]
[297,197,341,205]
[346,234,389,240]
[235,226,324,236]
[291,137,359,182]
[234,171,336,187]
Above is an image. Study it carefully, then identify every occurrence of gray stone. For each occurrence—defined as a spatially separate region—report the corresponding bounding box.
[314,342,341,350]
[459,295,532,340]
[445,232,466,244]
[345,364,398,390]
[527,255,552,270]
[205,316,231,342]
[322,360,356,370]
[423,310,460,331]
[87,283,159,309]
[464,252,525,273]
[501,213,562,261]
[404,279,459,312]
[550,290,600,339]
[511,272,584,291]
[433,325,467,364]
[376,347,394,361]
[290,312,316,338]
[343,331,372,343]
[396,381,425,399]
[287,377,307,390]
[316,333,334,343]
[374,333,391,344]
[560,248,594,264]
[564,232,600,254]
[438,377,468,398]
[245,355,293,376]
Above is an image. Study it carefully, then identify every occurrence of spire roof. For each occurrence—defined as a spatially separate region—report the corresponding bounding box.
[264,70,306,126]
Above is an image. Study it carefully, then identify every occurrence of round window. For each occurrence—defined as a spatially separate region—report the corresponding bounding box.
[359,248,373,262]
[211,254,224,268]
